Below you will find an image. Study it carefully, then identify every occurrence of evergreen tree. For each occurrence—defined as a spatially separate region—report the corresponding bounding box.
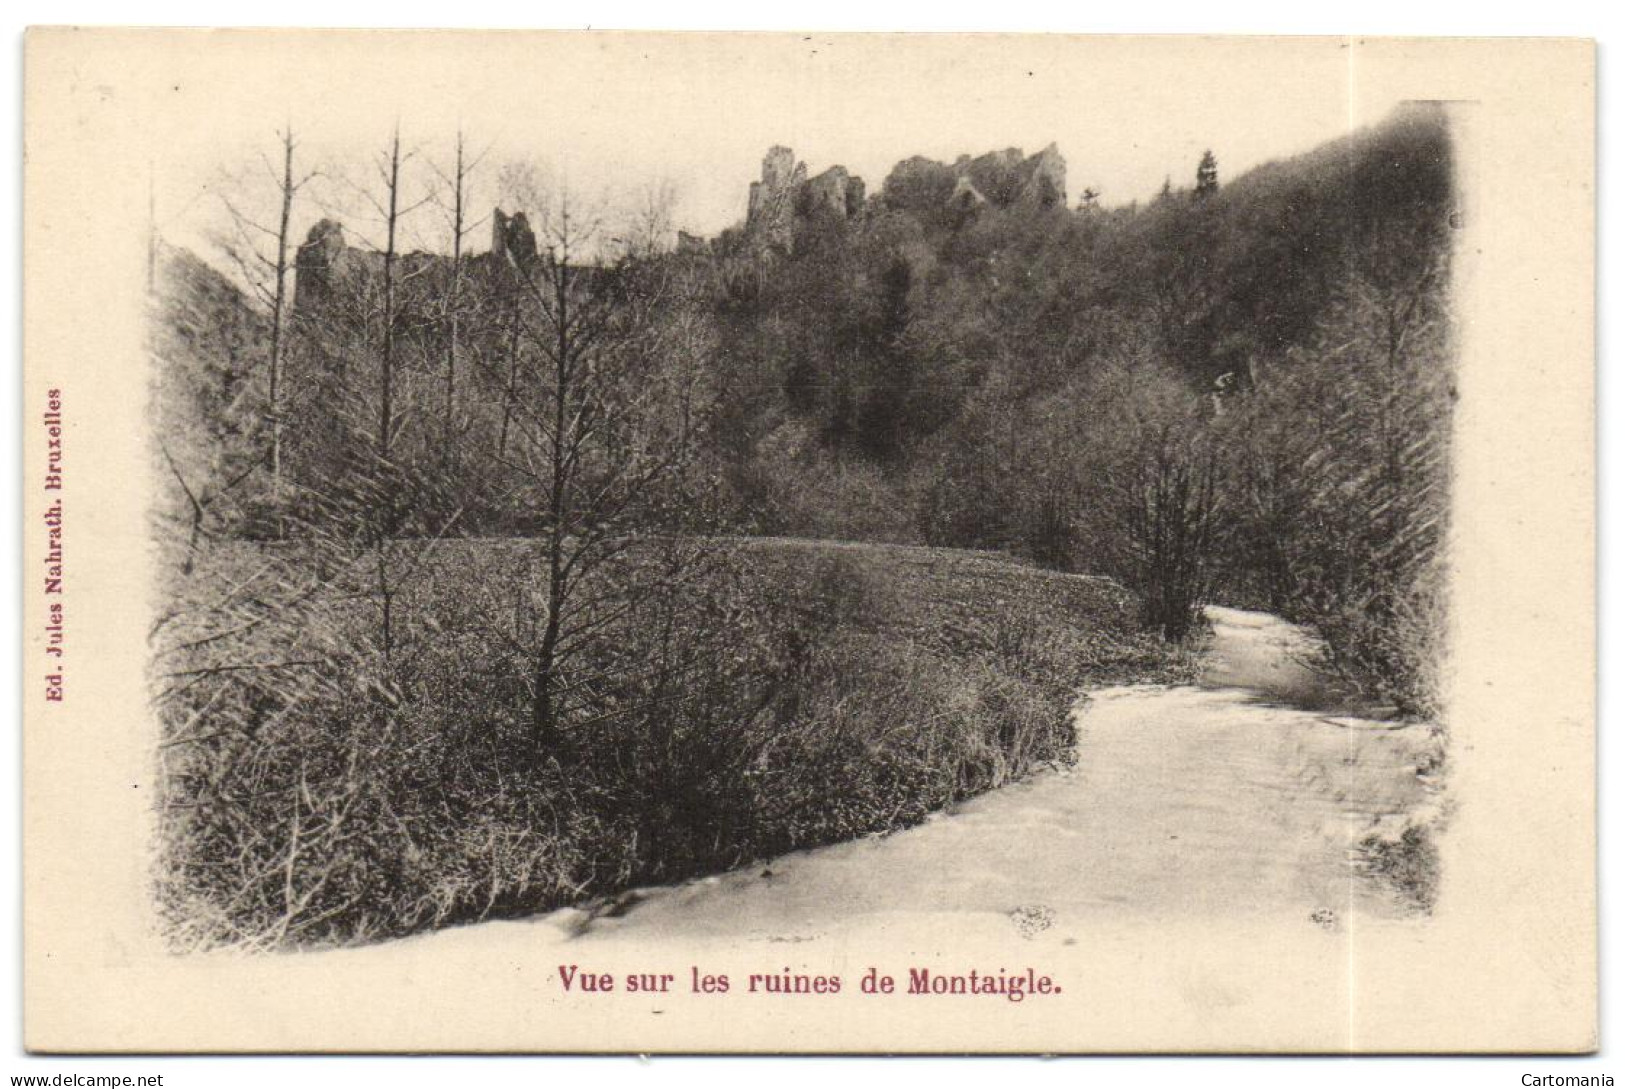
[1195,149,1219,199]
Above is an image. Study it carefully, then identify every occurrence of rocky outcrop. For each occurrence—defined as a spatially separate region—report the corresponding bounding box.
[948,176,989,214]
[800,166,865,220]
[1021,143,1067,208]
[738,140,1061,250]
[882,157,961,214]
[883,143,1067,219]
[844,175,867,217]
[959,144,1066,208]
[491,208,537,268]
[295,206,540,319]
[744,147,865,253]
[955,148,1025,205]
[746,146,805,252]
[293,219,352,311]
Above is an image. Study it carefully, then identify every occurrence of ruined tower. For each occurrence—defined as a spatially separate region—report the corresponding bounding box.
[745,146,866,253]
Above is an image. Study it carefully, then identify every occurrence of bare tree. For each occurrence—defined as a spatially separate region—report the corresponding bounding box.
[494,159,553,225]
[491,159,553,459]
[323,123,437,461]
[213,125,320,502]
[286,125,442,658]
[376,126,406,460]
[487,194,704,753]
[1073,354,1224,642]
[1117,424,1221,642]
[623,176,680,258]
[428,130,490,462]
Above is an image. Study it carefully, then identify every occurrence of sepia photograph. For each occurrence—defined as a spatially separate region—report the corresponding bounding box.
[150,67,1452,952]
[20,27,1596,1057]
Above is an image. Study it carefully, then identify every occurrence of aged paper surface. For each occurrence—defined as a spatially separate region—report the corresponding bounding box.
[22,30,1594,1053]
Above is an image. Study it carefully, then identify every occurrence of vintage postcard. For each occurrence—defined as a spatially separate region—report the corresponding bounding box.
[22,29,1595,1053]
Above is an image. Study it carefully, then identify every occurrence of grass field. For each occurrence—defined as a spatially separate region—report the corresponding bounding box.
[728,537,1193,696]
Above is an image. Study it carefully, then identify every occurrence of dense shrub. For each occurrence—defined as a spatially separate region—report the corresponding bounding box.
[1218,253,1454,716]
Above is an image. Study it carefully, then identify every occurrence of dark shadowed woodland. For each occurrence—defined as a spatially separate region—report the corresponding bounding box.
[149,105,1455,949]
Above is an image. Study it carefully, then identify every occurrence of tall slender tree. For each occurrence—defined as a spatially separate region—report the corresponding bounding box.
[214,125,320,506]
[480,194,706,754]
[429,130,489,463]
[378,126,404,460]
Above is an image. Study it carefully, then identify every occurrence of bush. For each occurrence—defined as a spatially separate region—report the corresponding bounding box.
[1219,255,1453,717]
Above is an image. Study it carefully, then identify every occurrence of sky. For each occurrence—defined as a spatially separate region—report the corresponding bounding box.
[143,32,1409,257]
